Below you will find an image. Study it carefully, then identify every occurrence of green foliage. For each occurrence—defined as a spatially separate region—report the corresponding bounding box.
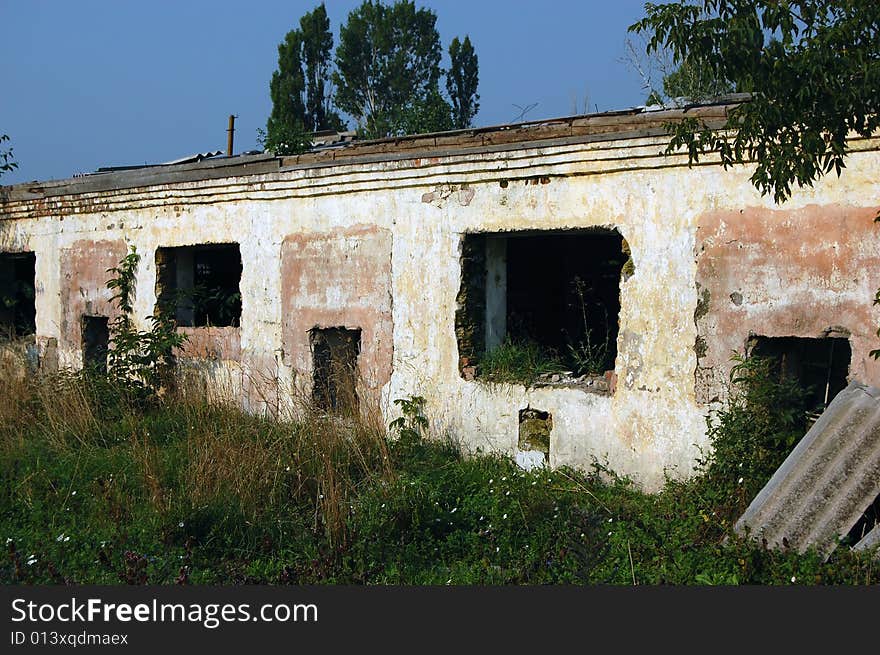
[389,395,428,444]
[264,28,311,156]
[661,56,736,102]
[0,133,16,177]
[105,247,187,399]
[264,5,345,156]
[334,0,443,138]
[699,353,813,514]
[333,1,475,138]
[447,36,480,129]
[299,4,346,133]
[478,338,566,386]
[630,0,880,203]
[396,87,454,135]
[1,361,877,584]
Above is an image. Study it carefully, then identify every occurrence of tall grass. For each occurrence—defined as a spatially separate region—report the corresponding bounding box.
[2,353,877,585]
[1,357,393,572]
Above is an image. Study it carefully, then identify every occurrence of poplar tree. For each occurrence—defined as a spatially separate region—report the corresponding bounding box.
[447,36,480,129]
[334,0,459,138]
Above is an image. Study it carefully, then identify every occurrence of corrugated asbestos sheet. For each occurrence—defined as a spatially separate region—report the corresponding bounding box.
[734,381,880,560]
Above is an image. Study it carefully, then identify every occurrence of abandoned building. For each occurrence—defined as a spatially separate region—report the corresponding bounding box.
[2,97,880,491]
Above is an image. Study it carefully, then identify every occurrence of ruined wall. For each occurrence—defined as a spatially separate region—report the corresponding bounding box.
[58,239,128,368]
[695,205,880,404]
[2,131,879,490]
[280,225,393,409]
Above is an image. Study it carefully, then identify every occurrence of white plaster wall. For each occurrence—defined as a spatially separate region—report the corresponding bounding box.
[3,134,880,490]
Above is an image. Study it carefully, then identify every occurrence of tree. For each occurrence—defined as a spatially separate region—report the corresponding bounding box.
[630,0,880,203]
[632,2,880,360]
[333,0,456,138]
[660,56,735,102]
[264,28,310,155]
[1,134,17,178]
[300,3,345,132]
[264,4,344,155]
[447,36,480,129]
[397,86,454,135]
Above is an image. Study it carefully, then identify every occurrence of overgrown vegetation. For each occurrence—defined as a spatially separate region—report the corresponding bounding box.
[477,339,567,386]
[0,133,17,177]
[2,347,876,584]
[105,247,187,400]
[630,0,880,204]
[2,248,874,583]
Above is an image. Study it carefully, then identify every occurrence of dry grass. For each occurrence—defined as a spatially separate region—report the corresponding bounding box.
[2,354,396,549]
[173,369,393,548]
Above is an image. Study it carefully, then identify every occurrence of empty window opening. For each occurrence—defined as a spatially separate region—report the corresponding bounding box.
[155,244,242,327]
[311,327,361,415]
[748,336,851,411]
[0,252,36,338]
[456,229,627,386]
[82,315,109,374]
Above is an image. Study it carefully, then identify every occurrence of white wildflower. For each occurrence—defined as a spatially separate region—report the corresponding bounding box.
[791,576,797,583]
[502,513,508,519]
[450,507,457,513]
[178,521,184,528]
[738,477,744,484]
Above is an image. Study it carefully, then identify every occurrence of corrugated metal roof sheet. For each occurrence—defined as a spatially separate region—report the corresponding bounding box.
[735,381,880,560]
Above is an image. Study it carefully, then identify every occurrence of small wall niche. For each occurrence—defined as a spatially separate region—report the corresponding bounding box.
[0,252,36,338]
[517,408,552,470]
[82,315,109,374]
[310,327,361,415]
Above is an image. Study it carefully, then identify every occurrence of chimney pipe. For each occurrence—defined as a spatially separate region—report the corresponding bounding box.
[226,115,236,156]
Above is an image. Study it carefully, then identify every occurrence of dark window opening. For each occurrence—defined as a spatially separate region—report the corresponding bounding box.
[82,315,109,374]
[748,336,851,411]
[311,327,361,415]
[0,252,36,338]
[456,229,627,384]
[155,244,242,327]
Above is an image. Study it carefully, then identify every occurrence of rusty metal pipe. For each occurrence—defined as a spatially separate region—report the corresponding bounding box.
[227,115,235,156]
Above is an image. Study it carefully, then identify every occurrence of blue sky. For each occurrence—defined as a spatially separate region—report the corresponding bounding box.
[1,1,654,184]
